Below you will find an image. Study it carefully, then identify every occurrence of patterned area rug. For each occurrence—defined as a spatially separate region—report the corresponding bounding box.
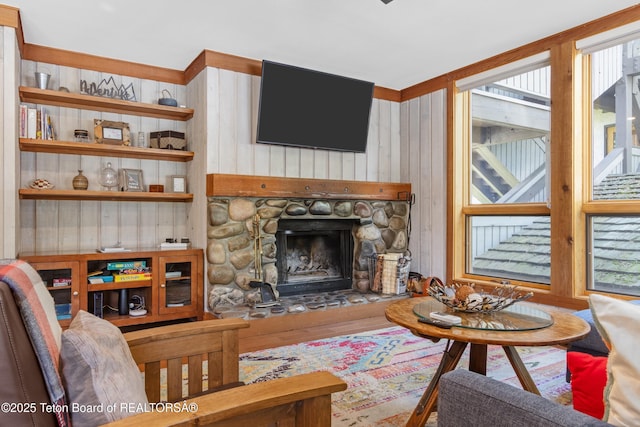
[240,326,572,426]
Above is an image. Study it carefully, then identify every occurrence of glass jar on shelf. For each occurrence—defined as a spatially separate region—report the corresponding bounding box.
[98,162,118,191]
[74,129,90,143]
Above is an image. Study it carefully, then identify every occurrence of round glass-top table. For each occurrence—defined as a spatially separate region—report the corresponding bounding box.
[385,297,590,427]
[413,299,553,331]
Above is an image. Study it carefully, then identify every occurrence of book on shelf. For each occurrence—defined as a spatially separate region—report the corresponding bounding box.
[107,260,147,271]
[113,272,152,282]
[19,105,28,138]
[160,242,191,250]
[55,303,72,320]
[20,104,56,140]
[27,107,37,139]
[88,275,113,284]
[97,246,132,253]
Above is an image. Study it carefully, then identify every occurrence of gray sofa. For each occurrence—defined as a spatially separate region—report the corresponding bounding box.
[438,370,611,427]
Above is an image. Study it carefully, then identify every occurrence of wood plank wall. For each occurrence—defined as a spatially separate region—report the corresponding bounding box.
[1,26,20,259]
[204,67,402,182]
[14,60,445,279]
[401,90,447,280]
[18,60,189,253]
[2,8,448,280]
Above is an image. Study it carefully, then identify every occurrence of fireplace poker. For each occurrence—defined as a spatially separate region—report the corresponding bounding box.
[249,214,277,305]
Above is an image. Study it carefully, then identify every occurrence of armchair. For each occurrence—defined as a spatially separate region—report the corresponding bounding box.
[0,259,346,427]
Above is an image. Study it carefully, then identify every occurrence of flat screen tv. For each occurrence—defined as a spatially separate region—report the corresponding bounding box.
[257,60,374,153]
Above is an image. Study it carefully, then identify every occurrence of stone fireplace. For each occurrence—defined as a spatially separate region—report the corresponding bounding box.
[205,174,412,312]
[276,219,355,296]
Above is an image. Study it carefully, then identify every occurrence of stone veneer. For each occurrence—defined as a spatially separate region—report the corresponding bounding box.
[207,197,409,311]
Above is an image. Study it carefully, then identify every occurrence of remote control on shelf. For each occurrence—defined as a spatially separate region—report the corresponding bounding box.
[418,317,453,329]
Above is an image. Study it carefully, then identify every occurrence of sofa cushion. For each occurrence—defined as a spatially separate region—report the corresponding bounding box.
[61,310,148,426]
[567,351,607,419]
[569,300,640,356]
[590,294,640,426]
[438,369,610,426]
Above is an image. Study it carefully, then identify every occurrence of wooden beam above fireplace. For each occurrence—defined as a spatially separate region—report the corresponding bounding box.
[207,174,412,201]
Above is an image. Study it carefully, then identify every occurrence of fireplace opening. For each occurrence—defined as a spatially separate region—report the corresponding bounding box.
[275,219,355,296]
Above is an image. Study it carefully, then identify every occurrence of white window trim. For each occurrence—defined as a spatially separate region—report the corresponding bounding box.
[577,21,640,53]
[456,52,550,92]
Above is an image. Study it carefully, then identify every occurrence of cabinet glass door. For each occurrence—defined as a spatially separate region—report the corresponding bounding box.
[31,261,79,326]
[159,256,198,315]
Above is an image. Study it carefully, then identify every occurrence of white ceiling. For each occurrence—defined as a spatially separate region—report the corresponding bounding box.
[6,0,640,90]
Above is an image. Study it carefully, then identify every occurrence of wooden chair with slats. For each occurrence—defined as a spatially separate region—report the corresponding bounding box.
[106,318,346,427]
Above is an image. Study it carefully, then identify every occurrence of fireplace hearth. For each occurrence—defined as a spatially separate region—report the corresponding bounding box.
[276,219,355,296]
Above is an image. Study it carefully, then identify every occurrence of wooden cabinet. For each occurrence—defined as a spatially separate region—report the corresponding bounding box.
[20,248,203,328]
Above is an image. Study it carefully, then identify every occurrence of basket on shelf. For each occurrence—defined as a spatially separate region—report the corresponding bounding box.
[368,252,411,295]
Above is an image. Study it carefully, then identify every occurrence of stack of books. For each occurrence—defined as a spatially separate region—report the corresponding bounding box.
[109,260,151,282]
[19,104,56,140]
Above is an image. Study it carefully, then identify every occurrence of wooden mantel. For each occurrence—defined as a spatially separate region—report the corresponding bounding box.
[207,174,412,201]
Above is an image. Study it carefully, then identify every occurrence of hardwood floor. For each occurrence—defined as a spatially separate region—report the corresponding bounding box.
[233,297,576,353]
[236,297,400,353]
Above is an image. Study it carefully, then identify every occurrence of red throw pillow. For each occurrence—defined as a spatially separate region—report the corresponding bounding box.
[567,352,608,419]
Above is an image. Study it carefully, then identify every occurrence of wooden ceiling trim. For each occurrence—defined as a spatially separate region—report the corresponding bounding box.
[0,4,24,54]
[22,44,185,85]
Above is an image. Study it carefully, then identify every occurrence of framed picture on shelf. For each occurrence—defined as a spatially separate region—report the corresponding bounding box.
[168,175,187,193]
[120,168,144,192]
[94,119,130,145]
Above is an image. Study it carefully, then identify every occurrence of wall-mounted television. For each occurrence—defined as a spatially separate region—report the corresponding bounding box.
[256,60,374,153]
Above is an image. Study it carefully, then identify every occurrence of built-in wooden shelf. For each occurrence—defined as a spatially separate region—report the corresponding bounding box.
[19,86,194,121]
[88,281,153,291]
[19,138,194,162]
[19,188,193,202]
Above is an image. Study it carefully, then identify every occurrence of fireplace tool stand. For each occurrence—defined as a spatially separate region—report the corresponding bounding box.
[249,214,278,307]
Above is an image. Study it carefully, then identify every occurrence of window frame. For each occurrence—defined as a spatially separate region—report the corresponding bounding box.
[436,7,640,307]
[448,42,588,307]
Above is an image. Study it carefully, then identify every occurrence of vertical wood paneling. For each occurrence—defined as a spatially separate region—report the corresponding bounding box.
[206,67,220,174]
[203,68,403,189]
[429,90,447,277]
[236,72,253,175]
[1,26,21,257]
[366,100,380,181]
[299,149,314,179]
[389,101,401,182]
[269,145,285,176]
[15,61,412,260]
[401,90,447,281]
[377,100,391,182]
[218,69,238,174]
[285,148,301,177]
[328,151,342,179]
[17,60,191,253]
[186,70,207,256]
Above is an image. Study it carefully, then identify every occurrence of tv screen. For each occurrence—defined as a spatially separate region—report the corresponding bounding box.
[257,60,374,153]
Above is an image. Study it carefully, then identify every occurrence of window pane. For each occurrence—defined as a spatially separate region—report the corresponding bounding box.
[588,215,640,297]
[591,38,640,200]
[468,67,550,204]
[468,216,550,284]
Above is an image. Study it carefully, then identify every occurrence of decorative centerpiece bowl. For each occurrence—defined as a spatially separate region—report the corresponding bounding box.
[427,281,533,313]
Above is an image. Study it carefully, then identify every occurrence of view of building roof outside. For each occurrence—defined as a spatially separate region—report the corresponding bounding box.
[466,38,640,297]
